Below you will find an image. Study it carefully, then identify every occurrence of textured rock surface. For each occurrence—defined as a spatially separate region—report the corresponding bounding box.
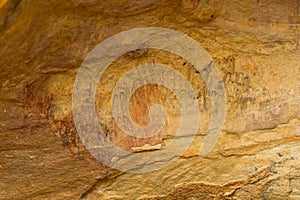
[0,0,299,199]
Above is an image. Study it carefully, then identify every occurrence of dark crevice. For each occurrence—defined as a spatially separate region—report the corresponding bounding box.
[0,0,24,32]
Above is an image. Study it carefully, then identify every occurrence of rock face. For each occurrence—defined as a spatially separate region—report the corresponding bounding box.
[0,0,299,199]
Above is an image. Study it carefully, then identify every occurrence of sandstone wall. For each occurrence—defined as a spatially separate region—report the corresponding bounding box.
[0,0,299,199]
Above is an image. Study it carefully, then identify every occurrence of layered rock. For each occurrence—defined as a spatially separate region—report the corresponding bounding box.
[0,0,299,199]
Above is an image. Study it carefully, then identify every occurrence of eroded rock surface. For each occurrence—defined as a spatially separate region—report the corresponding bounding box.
[0,0,299,199]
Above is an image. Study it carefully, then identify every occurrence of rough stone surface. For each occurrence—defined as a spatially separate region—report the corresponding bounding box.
[0,0,299,199]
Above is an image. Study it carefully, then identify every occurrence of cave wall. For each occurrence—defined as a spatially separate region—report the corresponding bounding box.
[0,0,300,199]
